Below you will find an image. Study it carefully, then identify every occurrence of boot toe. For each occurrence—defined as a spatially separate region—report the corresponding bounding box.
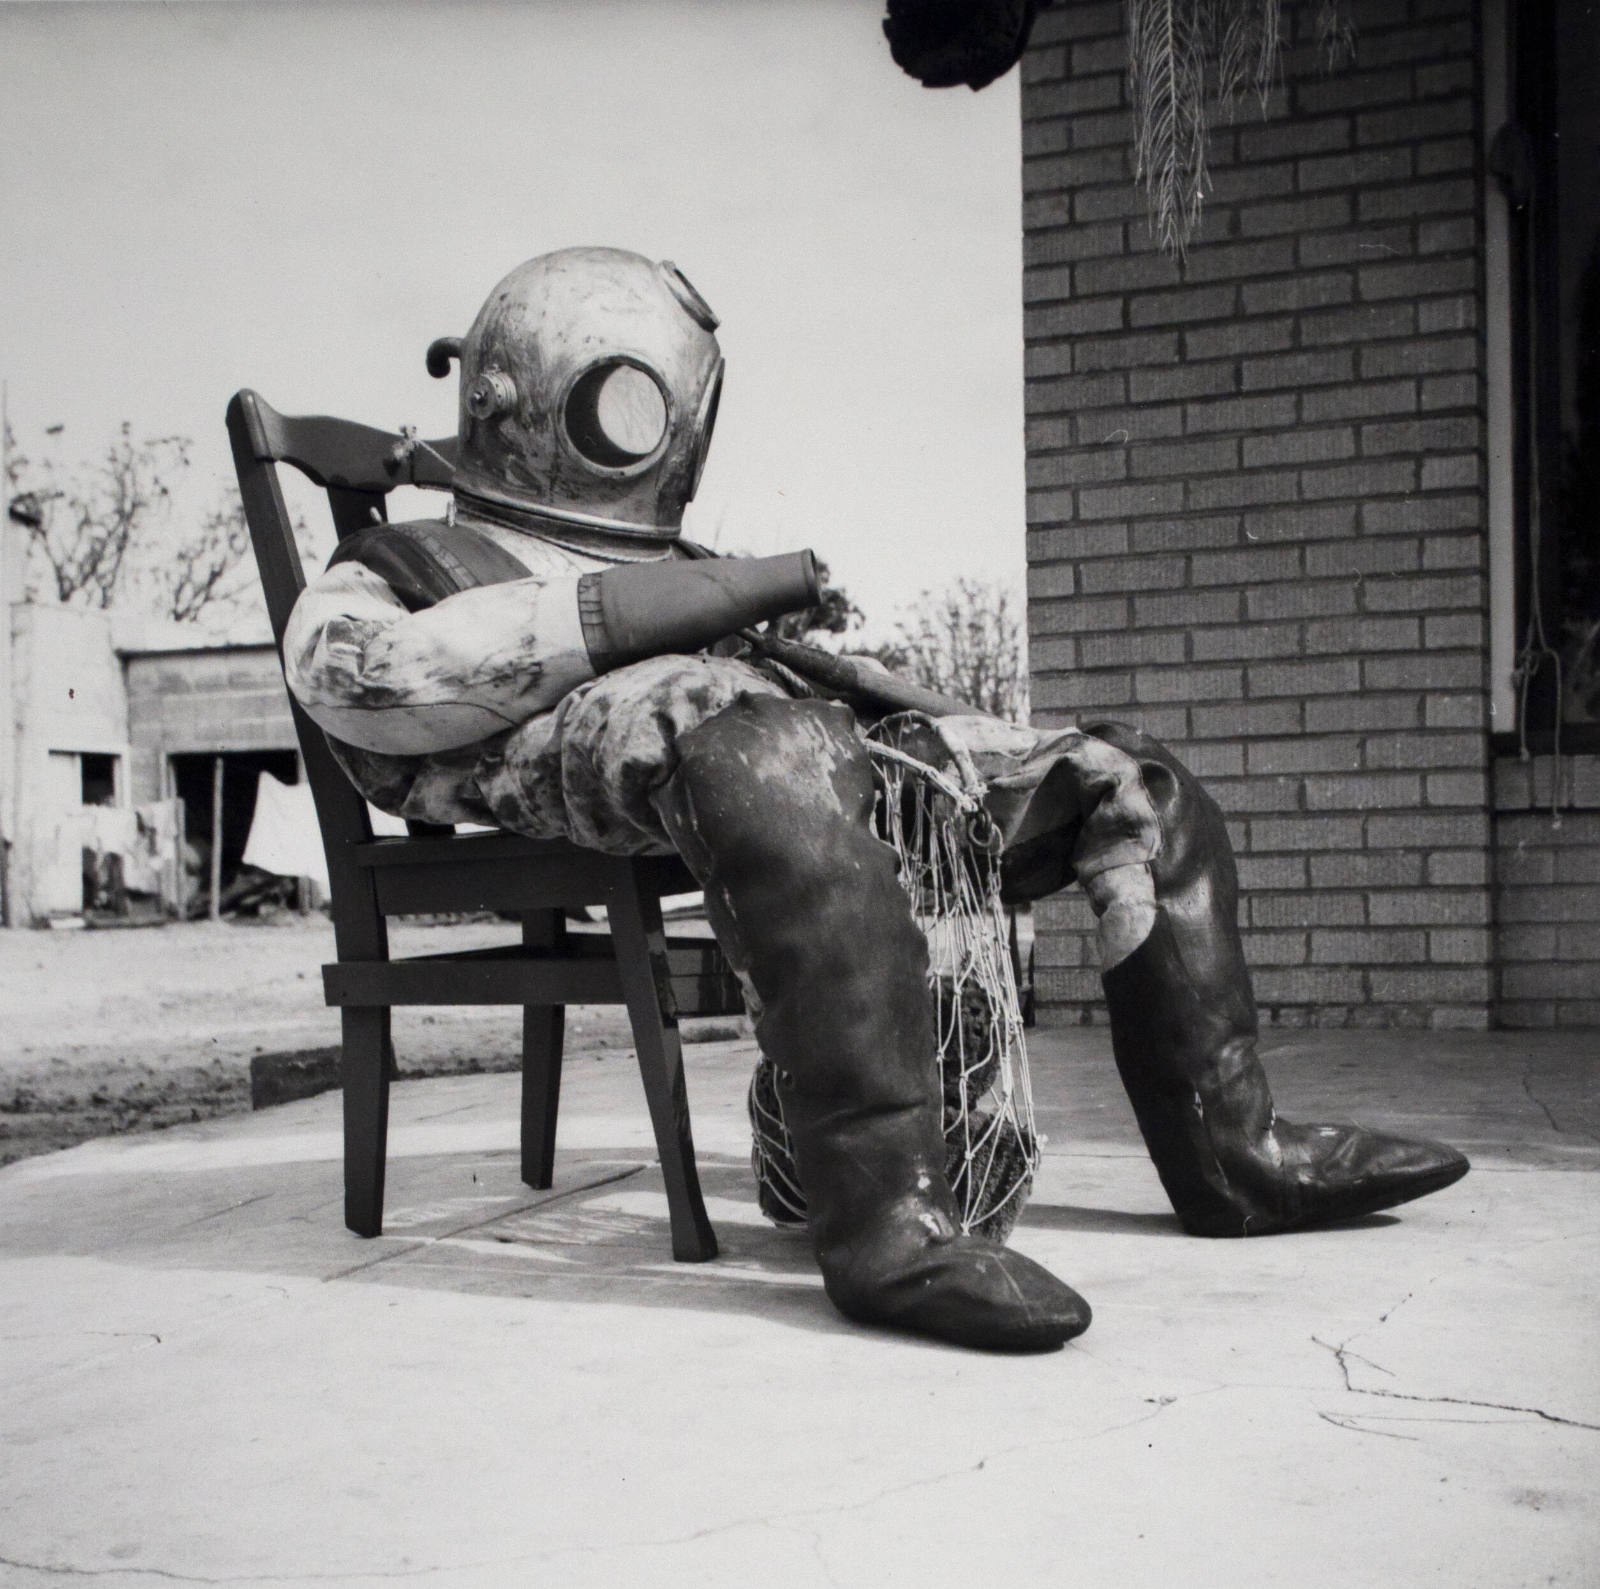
[1277,1125,1470,1231]
[826,1232,1091,1352]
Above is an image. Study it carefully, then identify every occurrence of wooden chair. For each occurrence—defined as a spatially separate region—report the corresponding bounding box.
[226,388,742,1262]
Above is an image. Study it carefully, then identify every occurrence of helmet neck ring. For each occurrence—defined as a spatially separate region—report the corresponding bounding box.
[452,482,681,562]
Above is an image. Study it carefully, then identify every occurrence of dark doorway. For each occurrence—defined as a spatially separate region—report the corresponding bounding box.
[170,750,300,905]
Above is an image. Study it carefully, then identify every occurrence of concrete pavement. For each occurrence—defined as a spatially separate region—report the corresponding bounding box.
[1,1025,1595,1587]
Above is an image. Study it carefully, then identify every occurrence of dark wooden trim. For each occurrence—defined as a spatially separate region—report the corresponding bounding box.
[1491,726,1600,757]
[324,956,626,1007]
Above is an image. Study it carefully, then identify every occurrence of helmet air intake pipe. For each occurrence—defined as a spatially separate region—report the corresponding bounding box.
[577,551,820,673]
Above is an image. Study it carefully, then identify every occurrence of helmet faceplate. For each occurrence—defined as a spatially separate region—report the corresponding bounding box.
[444,247,724,544]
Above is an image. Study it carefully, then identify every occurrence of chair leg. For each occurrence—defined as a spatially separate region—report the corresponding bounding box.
[342,1006,391,1238]
[521,910,566,1189]
[608,872,718,1263]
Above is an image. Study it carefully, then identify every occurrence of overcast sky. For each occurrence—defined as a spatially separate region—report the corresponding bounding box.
[0,0,1027,639]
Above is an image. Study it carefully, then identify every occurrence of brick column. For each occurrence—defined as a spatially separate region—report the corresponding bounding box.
[1493,756,1600,1028]
[1021,0,1491,1029]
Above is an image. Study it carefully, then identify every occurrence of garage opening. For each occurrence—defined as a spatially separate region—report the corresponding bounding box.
[170,750,301,918]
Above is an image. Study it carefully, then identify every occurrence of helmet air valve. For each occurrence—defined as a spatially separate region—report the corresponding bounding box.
[466,369,518,420]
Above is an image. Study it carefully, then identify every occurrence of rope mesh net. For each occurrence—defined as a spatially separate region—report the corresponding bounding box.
[747,715,1041,1244]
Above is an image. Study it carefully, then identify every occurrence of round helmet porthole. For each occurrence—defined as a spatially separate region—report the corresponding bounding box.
[564,360,669,471]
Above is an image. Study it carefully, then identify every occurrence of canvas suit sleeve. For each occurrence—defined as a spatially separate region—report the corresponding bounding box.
[282,561,595,756]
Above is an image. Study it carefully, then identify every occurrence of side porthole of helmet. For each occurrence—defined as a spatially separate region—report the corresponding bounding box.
[687,358,724,500]
[561,357,671,474]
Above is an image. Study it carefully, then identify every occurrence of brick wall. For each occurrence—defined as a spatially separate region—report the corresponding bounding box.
[1020,0,1492,1028]
[123,646,297,804]
[1493,755,1600,1028]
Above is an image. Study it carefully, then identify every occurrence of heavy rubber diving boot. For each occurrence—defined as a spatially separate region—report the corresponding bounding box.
[655,694,1090,1349]
[1083,722,1471,1238]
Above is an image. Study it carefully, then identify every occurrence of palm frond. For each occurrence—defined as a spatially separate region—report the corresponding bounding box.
[1126,0,1352,258]
[1128,0,1211,258]
[1250,0,1281,108]
[1314,0,1355,69]
[1213,0,1257,107]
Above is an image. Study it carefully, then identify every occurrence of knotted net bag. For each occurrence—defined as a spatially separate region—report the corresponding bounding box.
[747,712,1042,1244]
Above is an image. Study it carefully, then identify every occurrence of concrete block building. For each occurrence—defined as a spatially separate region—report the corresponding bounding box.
[122,641,302,907]
[1019,0,1598,1028]
[1,604,301,924]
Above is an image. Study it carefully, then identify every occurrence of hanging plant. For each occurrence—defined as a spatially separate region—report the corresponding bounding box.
[881,0,1353,257]
[1128,0,1354,257]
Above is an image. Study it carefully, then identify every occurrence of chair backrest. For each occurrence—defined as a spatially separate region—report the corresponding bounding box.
[227,389,457,637]
[225,390,459,875]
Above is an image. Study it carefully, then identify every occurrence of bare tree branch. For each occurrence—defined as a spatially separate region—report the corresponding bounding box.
[163,494,254,623]
[7,422,264,627]
[875,577,1029,722]
[10,422,191,610]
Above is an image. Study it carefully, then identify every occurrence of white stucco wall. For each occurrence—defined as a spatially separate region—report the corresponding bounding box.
[8,603,131,919]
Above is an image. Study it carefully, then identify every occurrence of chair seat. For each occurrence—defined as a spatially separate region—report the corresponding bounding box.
[350,829,698,915]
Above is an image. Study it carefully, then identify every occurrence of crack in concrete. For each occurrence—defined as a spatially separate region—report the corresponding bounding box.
[1334,1344,1396,1380]
[1313,1334,1600,1432]
[536,1383,1220,1571]
[591,1386,1207,1558]
[171,1194,275,1230]
[1521,1067,1600,1146]
[410,1100,488,1122]
[3,1286,310,1417]
[1317,1410,1420,1442]
[8,1439,1066,1589]
[319,1164,647,1281]
[774,1519,844,1589]
[449,1398,1158,1575]
[1081,1390,1208,1442]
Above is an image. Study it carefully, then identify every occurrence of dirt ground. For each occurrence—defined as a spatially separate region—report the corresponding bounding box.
[0,914,735,1167]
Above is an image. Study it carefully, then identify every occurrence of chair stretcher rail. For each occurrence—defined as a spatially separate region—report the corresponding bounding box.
[322,938,742,1015]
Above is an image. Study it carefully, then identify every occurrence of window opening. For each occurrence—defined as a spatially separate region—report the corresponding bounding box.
[80,753,116,808]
